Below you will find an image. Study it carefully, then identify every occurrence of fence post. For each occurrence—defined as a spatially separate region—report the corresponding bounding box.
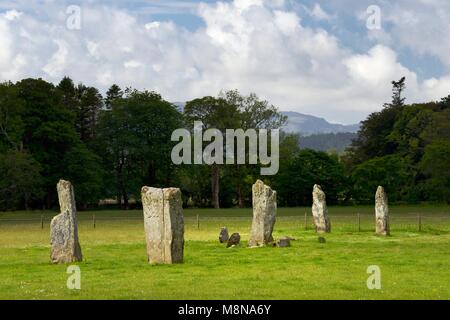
[358,213,361,232]
[197,214,200,230]
[304,211,307,230]
[93,214,96,229]
[418,213,422,232]
[41,215,44,230]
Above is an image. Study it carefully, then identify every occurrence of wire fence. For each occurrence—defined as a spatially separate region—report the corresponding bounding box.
[0,212,449,233]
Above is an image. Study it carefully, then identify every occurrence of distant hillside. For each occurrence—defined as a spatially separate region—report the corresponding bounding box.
[300,132,357,153]
[282,111,360,136]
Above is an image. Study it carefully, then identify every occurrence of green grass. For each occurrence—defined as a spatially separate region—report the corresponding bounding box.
[0,206,449,300]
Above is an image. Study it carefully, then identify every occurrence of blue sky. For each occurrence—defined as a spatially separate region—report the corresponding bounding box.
[0,0,449,123]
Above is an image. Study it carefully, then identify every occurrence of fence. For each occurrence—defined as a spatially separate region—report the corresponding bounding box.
[1,212,449,233]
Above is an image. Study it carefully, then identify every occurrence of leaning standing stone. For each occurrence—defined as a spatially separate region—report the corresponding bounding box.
[248,180,277,247]
[375,186,390,236]
[312,185,331,233]
[50,180,82,264]
[141,187,184,264]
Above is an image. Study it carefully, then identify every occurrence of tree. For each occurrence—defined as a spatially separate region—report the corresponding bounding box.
[347,77,407,164]
[76,84,103,143]
[10,78,103,209]
[388,105,435,162]
[391,77,406,107]
[351,155,411,202]
[57,77,78,115]
[0,82,24,152]
[221,90,287,207]
[185,91,286,208]
[96,90,182,209]
[274,149,347,206]
[184,96,239,208]
[62,143,104,209]
[419,140,450,203]
[0,151,44,211]
[16,78,80,208]
[105,84,123,110]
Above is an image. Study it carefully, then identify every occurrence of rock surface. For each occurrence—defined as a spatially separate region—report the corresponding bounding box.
[227,233,241,248]
[312,185,331,233]
[375,186,390,236]
[141,187,184,264]
[219,227,229,243]
[249,180,277,247]
[50,180,82,264]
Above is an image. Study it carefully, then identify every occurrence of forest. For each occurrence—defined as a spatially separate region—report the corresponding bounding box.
[0,77,449,211]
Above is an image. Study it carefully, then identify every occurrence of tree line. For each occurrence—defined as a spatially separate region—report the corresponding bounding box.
[0,77,449,211]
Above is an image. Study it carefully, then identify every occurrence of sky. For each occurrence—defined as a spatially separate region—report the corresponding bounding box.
[0,0,449,124]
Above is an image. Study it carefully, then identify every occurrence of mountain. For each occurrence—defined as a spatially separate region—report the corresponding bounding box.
[282,111,360,136]
[172,102,186,113]
[172,103,360,136]
[300,132,357,153]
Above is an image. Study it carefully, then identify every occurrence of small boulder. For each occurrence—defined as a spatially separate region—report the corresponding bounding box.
[219,227,229,243]
[227,233,241,248]
[276,237,291,247]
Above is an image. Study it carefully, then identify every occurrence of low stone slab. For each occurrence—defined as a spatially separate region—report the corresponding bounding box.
[50,180,82,264]
[141,187,184,264]
[249,180,277,247]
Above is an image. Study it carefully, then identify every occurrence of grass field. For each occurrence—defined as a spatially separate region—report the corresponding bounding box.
[0,205,449,300]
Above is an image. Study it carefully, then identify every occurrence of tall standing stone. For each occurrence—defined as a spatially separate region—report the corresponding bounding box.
[50,180,82,264]
[312,184,331,233]
[141,187,184,264]
[248,180,277,247]
[375,186,390,236]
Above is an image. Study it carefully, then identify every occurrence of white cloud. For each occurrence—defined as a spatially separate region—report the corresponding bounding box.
[311,4,331,21]
[365,0,450,68]
[4,9,22,21]
[42,39,69,78]
[124,60,144,69]
[344,45,417,87]
[0,0,449,124]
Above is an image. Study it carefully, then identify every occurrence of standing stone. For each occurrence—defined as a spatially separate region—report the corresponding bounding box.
[312,185,331,233]
[249,180,277,247]
[227,233,241,248]
[375,186,390,236]
[141,187,184,264]
[219,227,229,244]
[50,180,82,264]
